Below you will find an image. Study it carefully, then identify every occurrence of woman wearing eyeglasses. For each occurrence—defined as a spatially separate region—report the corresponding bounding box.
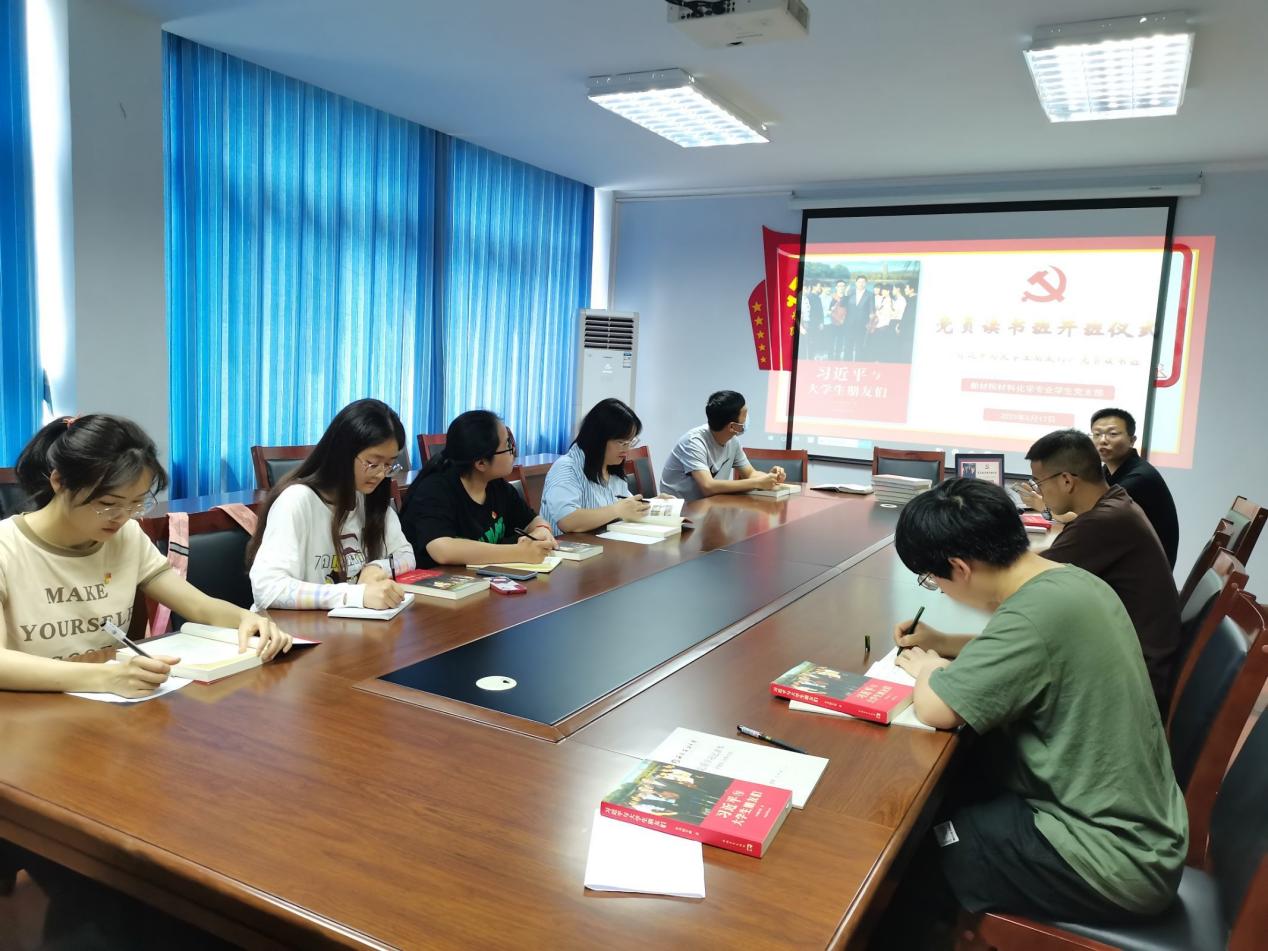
[399,409,555,567]
[248,398,413,611]
[0,414,292,698]
[540,398,651,534]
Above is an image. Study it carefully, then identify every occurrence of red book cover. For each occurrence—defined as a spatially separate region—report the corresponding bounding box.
[600,760,792,858]
[394,568,444,584]
[770,661,914,724]
[1021,513,1053,533]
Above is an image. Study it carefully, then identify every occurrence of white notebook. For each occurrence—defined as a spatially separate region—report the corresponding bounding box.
[328,593,414,620]
[583,810,704,899]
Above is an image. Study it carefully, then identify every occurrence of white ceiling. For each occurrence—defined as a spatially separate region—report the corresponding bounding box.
[118,0,1268,192]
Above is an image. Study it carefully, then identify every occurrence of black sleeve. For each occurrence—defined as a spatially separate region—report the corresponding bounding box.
[399,474,463,567]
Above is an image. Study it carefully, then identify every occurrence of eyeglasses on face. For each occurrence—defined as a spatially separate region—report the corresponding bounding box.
[492,433,517,456]
[357,456,404,477]
[614,437,641,450]
[729,422,747,434]
[91,497,156,520]
[916,571,940,591]
[1028,471,1070,491]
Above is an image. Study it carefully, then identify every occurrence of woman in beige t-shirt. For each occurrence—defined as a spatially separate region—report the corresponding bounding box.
[0,414,293,698]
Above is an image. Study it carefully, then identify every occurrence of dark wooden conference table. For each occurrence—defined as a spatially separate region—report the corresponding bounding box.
[0,489,988,950]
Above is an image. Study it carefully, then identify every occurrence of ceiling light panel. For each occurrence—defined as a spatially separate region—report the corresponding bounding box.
[587,69,768,148]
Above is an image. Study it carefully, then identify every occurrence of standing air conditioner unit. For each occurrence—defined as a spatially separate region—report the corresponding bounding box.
[576,309,638,426]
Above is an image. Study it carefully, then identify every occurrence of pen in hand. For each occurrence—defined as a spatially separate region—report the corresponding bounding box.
[102,619,153,659]
[737,724,808,755]
[898,605,926,654]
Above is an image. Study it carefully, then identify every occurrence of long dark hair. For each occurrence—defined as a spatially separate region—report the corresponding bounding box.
[15,414,168,510]
[574,399,641,483]
[416,410,504,482]
[246,399,405,573]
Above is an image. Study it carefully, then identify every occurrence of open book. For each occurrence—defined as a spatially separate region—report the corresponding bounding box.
[119,623,319,684]
[628,496,685,527]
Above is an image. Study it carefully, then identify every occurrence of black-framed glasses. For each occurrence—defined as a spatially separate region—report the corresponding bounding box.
[916,571,940,591]
[493,433,516,456]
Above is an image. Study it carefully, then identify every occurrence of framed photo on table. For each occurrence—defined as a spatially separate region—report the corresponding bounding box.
[954,452,1005,486]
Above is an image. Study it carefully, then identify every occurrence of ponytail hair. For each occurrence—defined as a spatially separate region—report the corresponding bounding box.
[416,410,504,481]
[14,415,167,510]
[246,399,406,573]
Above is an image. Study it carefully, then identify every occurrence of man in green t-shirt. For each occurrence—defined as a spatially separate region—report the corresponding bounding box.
[892,478,1187,922]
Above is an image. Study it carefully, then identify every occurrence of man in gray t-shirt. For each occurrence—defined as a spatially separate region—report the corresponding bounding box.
[659,391,783,501]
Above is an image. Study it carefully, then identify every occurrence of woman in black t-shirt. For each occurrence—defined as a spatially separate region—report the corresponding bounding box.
[400,410,556,568]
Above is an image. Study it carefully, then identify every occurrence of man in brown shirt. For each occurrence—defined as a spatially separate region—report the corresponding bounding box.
[1026,430,1182,714]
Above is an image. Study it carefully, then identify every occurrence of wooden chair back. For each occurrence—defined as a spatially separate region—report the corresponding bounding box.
[743,448,810,483]
[622,446,657,497]
[1225,496,1266,566]
[1179,519,1235,609]
[249,445,315,490]
[517,463,552,512]
[417,433,447,463]
[1168,581,1267,863]
[872,447,945,484]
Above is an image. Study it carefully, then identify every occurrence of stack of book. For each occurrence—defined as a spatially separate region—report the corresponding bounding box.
[396,569,490,601]
[749,483,801,499]
[554,540,603,561]
[871,474,932,507]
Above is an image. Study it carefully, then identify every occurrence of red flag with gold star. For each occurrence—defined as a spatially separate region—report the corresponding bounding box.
[762,227,803,371]
[747,282,771,370]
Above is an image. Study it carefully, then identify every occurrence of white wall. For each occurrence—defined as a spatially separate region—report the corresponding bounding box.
[613,193,800,467]
[613,169,1268,581]
[66,0,168,467]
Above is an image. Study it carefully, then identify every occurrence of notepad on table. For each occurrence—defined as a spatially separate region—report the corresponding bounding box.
[466,555,562,574]
[597,530,667,545]
[583,810,704,899]
[328,593,415,619]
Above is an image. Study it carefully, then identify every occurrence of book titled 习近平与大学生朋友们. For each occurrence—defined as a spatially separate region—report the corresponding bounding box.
[770,661,914,724]
[600,759,792,858]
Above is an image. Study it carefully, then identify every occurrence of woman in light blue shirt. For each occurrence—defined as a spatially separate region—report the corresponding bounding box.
[540,399,652,533]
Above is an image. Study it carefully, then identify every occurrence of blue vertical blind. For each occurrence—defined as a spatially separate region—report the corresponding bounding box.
[164,35,591,497]
[0,0,38,465]
[441,140,592,456]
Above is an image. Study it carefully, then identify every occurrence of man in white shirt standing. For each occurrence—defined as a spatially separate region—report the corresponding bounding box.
[659,391,783,501]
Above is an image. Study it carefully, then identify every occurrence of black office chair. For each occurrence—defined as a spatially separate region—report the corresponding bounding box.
[744,449,810,482]
[1165,577,1268,845]
[250,445,315,490]
[962,708,1268,951]
[872,448,945,484]
[0,468,30,517]
[138,508,258,630]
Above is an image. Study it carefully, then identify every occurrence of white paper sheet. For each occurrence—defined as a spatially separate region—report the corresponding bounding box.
[865,647,916,687]
[647,727,827,809]
[583,811,704,898]
[596,531,664,545]
[67,666,192,704]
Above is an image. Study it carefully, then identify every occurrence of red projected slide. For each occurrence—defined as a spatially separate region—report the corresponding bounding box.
[779,236,1168,456]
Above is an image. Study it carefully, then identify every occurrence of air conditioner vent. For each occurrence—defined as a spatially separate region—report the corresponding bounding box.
[582,314,636,350]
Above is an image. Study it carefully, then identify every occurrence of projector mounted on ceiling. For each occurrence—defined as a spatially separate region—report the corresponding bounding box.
[667,0,810,48]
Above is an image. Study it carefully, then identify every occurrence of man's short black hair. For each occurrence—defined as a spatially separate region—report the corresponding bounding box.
[895,478,1029,579]
[1025,429,1102,481]
[705,391,746,431]
[1090,407,1137,439]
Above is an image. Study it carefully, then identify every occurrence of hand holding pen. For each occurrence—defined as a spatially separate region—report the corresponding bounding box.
[100,620,182,697]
